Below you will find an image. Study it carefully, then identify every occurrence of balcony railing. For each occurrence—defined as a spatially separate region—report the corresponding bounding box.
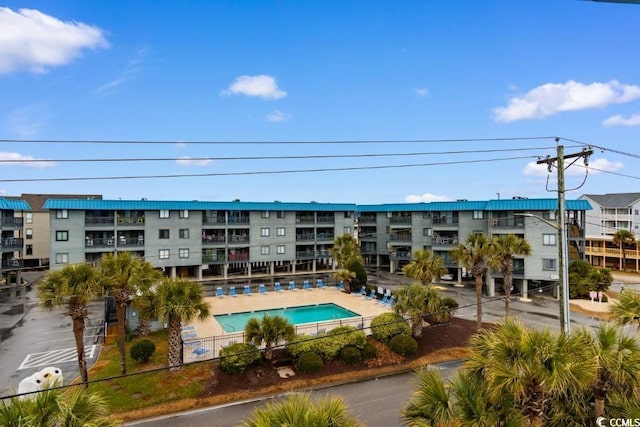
[1,218,23,228]
[389,251,411,260]
[228,253,249,261]
[228,216,249,225]
[228,235,249,244]
[358,216,377,224]
[389,217,412,225]
[296,234,316,241]
[2,237,23,250]
[491,218,524,228]
[203,254,226,263]
[316,217,335,224]
[85,216,115,225]
[296,217,315,224]
[202,235,226,244]
[2,258,22,269]
[203,216,226,224]
[433,236,458,245]
[433,217,458,225]
[389,233,412,242]
[316,233,334,241]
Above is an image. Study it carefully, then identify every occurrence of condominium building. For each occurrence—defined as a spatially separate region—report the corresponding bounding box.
[44,199,356,280]
[581,193,640,271]
[357,198,590,298]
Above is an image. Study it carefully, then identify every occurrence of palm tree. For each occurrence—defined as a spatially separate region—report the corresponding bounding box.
[402,249,447,285]
[37,264,105,387]
[613,229,636,271]
[574,324,640,420]
[240,392,362,427]
[393,282,444,337]
[610,290,640,329]
[464,317,597,427]
[244,315,295,360]
[452,233,490,330]
[98,252,163,375]
[0,387,118,427]
[155,278,210,370]
[330,233,362,270]
[333,268,356,293]
[488,234,531,316]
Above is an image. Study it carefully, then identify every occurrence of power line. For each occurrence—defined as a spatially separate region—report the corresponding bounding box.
[0,146,565,164]
[0,155,537,183]
[0,136,557,145]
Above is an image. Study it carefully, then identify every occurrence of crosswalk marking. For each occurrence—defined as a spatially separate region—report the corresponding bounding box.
[18,345,97,370]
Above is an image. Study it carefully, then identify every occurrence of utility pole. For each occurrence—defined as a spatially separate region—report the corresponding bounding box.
[537,139,593,334]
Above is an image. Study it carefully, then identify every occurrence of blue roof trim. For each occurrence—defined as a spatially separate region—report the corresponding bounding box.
[0,198,30,210]
[43,199,356,212]
[357,199,591,212]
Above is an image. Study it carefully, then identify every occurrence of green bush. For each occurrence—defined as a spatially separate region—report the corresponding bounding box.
[296,352,323,374]
[339,345,362,365]
[361,342,378,360]
[441,297,459,310]
[370,312,411,343]
[287,326,367,361]
[389,334,418,357]
[348,260,368,287]
[219,343,261,374]
[130,339,156,363]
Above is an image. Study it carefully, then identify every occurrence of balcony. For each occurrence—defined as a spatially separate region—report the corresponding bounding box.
[491,218,524,228]
[85,216,115,226]
[1,237,23,250]
[2,258,22,269]
[203,212,226,224]
[202,234,226,245]
[296,215,315,224]
[117,215,145,226]
[316,232,335,241]
[432,235,458,246]
[86,237,115,248]
[433,217,458,225]
[316,215,335,224]
[389,250,411,260]
[296,233,316,241]
[389,217,412,225]
[389,233,412,242]
[228,215,249,225]
[358,215,377,224]
[228,252,249,261]
[1,217,23,228]
[228,235,249,244]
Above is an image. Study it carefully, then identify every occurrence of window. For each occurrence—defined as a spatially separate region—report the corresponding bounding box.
[542,258,557,271]
[159,249,170,259]
[56,209,68,219]
[261,246,270,255]
[159,229,170,239]
[543,234,557,246]
[56,231,69,241]
[423,228,432,237]
[277,211,286,219]
[26,228,33,240]
[179,210,189,218]
[25,213,33,224]
[636,209,639,216]
[344,227,352,235]
[277,227,286,236]
[261,211,270,218]
[543,211,556,220]
[179,229,189,239]
[55,253,69,264]
[159,210,170,219]
[344,211,353,218]
[261,227,270,237]
[277,245,285,254]
[26,244,33,255]
[179,248,189,258]
[473,210,484,219]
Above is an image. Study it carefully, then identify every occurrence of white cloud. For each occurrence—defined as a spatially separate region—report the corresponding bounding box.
[176,156,212,167]
[95,47,147,94]
[0,7,108,74]
[602,113,640,127]
[222,75,287,100]
[493,80,640,123]
[523,157,623,177]
[405,193,452,203]
[266,110,291,122]
[415,87,429,96]
[0,151,55,168]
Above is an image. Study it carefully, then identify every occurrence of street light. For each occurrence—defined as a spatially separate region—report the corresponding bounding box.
[514,212,570,334]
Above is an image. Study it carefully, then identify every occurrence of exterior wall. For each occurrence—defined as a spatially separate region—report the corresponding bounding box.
[50,210,86,266]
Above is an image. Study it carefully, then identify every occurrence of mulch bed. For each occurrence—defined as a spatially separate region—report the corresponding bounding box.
[198,316,482,398]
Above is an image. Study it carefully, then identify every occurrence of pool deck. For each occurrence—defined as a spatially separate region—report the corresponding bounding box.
[187,288,392,337]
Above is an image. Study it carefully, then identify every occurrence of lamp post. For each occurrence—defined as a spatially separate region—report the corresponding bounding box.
[515,212,570,334]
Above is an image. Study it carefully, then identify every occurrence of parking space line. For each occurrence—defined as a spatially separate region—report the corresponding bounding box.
[18,345,97,370]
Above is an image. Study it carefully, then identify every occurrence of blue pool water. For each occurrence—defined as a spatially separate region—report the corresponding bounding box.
[214,303,360,332]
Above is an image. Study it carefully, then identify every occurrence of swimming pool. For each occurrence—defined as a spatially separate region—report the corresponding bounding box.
[214,303,361,333]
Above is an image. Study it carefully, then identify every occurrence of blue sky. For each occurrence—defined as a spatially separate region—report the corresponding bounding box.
[1,1,639,204]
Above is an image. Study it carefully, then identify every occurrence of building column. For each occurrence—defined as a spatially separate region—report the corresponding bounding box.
[520,279,531,302]
[223,264,228,280]
[390,260,395,274]
[487,275,495,297]
[247,263,252,278]
[270,262,274,275]
[312,259,317,273]
[170,266,176,279]
[455,267,464,287]
[292,260,296,274]
[197,265,203,280]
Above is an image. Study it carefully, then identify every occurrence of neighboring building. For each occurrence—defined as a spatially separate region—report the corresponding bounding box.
[44,199,356,280]
[357,198,590,298]
[9,194,102,269]
[0,197,30,283]
[581,193,640,271]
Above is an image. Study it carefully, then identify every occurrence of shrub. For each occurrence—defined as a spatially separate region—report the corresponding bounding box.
[370,312,411,343]
[296,352,323,374]
[348,260,368,287]
[130,339,156,363]
[339,345,362,365]
[361,342,378,360]
[287,326,367,361]
[441,297,459,310]
[219,343,261,374]
[389,334,418,357]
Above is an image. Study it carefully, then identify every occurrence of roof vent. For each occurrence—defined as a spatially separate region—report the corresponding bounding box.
[456,199,468,202]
